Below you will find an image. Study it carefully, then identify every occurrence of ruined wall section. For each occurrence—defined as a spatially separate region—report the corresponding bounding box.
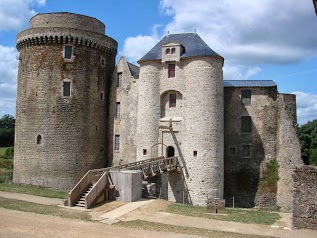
[13,13,117,191]
[293,166,317,230]
[276,94,303,212]
[224,86,278,207]
[109,57,139,166]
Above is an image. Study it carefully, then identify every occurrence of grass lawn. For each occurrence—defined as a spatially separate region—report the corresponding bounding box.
[0,183,68,199]
[167,203,281,225]
[0,197,91,221]
[0,147,9,157]
[116,220,274,238]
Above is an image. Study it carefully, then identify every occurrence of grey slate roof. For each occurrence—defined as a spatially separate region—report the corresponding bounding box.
[224,80,277,87]
[127,62,140,76]
[139,33,222,62]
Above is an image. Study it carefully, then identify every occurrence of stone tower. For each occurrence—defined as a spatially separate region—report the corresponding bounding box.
[137,33,224,205]
[13,12,117,190]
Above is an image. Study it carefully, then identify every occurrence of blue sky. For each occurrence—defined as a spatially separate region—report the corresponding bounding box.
[0,0,317,124]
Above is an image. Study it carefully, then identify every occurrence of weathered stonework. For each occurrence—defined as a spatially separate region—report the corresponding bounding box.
[14,13,302,211]
[14,12,117,190]
[293,166,317,230]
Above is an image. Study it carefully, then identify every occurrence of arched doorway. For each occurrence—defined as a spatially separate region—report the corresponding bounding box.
[166,146,175,157]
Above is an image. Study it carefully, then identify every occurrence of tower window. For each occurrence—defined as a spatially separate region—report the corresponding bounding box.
[168,64,175,78]
[169,93,176,108]
[114,135,120,151]
[241,145,251,157]
[241,116,252,133]
[116,102,120,118]
[171,48,176,54]
[64,45,73,59]
[63,82,71,97]
[117,73,122,87]
[101,58,105,66]
[36,134,42,145]
[193,151,197,157]
[241,90,251,105]
[166,48,170,54]
[143,149,147,155]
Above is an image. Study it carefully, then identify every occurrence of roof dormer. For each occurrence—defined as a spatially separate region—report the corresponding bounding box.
[162,42,182,62]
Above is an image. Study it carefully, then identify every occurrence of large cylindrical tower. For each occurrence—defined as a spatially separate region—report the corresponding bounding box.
[182,56,224,206]
[136,61,161,160]
[13,12,117,190]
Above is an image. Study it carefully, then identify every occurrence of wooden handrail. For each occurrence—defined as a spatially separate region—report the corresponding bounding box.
[68,170,91,206]
[85,171,109,209]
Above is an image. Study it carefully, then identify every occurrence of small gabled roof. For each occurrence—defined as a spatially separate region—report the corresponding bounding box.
[224,80,277,87]
[139,33,222,62]
[127,62,140,77]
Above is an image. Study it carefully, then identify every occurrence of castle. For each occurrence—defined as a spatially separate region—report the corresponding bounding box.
[13,12,302,210]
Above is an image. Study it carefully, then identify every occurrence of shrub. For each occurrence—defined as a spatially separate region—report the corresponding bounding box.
[4,147,14,159]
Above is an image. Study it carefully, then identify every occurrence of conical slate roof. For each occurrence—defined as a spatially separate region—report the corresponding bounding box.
[138,33,222,62]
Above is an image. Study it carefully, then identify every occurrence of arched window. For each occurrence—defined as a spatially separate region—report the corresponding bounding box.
[171,48,176,54]
[166,48,170,54]
[36,134,42,145]
[166,146,175,157]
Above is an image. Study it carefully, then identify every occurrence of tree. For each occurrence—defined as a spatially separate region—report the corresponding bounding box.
[0,114,15,147]
[297,119,317,165]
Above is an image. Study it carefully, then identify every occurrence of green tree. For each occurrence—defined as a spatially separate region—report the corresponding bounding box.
[0,114,15,147]
[297,119,317,165]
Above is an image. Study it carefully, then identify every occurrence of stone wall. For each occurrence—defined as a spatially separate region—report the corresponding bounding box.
[293,166,317,230]
[224,86,278,208]
[13,12,117,191]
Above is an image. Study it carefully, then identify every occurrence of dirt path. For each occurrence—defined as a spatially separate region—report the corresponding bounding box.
[0,191,64,205]
[0,208,202,238]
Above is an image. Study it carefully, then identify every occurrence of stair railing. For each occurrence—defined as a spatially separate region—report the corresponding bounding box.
[68,170,91,206]
[85,171,109,209]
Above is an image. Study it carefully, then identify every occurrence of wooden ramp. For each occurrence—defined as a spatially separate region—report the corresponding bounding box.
[68,156,178,209]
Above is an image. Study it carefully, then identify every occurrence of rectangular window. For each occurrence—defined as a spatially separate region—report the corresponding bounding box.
[143,149,147,155]
[169,93,176,108]
[117,73,122,87]
[241,145,251,157]
[116,102,120,118]
[241,90,251,105]
[241,116,252,133]
[229,147,236,156]
[64,45,73,59]
[168,64,175,78]
[63,82,71,97]
[193,151,197,157]
[114,135,120,151]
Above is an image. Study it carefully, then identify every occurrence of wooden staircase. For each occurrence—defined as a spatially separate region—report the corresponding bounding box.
[68,156,178,209]
[74,183,94,207]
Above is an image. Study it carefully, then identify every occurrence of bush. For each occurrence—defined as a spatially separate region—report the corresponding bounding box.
[4,147,14,159]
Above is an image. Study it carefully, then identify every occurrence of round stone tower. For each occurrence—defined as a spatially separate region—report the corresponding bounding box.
[13,12,117,190]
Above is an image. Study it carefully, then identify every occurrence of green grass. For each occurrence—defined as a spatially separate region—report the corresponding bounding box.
[0,147,9,157]
[167,203,280,225]
[0,183,68,199]
[116,220,273,238]
[0,197,92,221]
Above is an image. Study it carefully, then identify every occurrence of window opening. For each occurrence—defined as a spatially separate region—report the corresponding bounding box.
[64,45,72,59]
[169,93,176,108]
[193,151,197,157]
[241,145,251,157]
[241,116,252,133]
[36,134,42,145]
[100,92,104,100]
[229,147,236,156]
[114,135,120,151]
[168,64,175,78]
[143,149,147,155]
[241,90,251,105]
[63,82,71,97]
[116,102,120,118]
[166,48,170,54]
[171,48,176,54]
[101,58,105,66]
[117,73,122,87]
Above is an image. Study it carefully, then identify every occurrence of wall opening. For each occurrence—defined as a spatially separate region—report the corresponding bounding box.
[166,146,175,157]
[36,134,42,145]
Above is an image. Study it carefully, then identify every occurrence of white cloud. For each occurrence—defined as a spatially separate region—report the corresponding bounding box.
[0,0,46,31]
[293,91,317,125]
[121,25,161,64]
[224,64,261,81]
[0,46,18,117]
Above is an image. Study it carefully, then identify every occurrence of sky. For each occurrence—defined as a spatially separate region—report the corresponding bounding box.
[0,0,317,124]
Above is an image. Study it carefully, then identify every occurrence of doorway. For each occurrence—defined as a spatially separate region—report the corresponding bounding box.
[166,146,175,157]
